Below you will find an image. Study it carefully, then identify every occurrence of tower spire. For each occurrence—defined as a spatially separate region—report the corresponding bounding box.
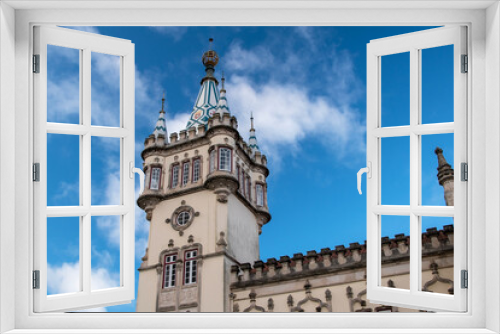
[186,38,220,129]
[214,71,230,116]
[153,92,168,142]
[248,111,260,155]
[435,147,454,206]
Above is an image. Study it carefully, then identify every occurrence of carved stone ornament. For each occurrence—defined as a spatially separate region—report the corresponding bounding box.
[169,205,196,232]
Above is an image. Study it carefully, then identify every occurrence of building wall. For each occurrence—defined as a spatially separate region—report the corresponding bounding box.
[230,227,454,313]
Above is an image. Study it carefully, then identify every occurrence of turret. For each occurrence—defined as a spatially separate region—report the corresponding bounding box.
[186,38,220,129]
[435,147,454,206]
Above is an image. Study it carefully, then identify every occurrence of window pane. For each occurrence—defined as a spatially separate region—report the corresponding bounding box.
[91,216,121,291]
[421,216,454,295]
[381,136,410,205]
[380,215,410,291]
[381,52,410,127]
[421,45,454,124]
[47,134,80,206]
[172,165,179,188]
[47,45,80,124]
[91,137,121,205]
[150,167,161,190]
[421,133,454,206]
[47,217,80,295]
[91,52,120,127]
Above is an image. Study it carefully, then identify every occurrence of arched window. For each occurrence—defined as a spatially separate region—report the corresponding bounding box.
[149,167,161,190]
[219,147,232,171]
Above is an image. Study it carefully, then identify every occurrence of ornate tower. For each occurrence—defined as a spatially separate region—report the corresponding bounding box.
[136,41,271,313]
[435,147,454,206]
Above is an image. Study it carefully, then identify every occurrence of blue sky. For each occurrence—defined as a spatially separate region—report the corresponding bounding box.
[45,26,454,312]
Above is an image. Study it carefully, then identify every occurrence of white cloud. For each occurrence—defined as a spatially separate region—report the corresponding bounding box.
[224,42,274,72]
[220,34,366,166]
[227,76,365,165]
[47,261,120,312]
[149,27,188,41]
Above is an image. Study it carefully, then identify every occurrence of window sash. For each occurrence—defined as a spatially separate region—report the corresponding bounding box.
[209,150,216,172]
[256,184,264,206]
[172,165,179,188]
[219,148,231,171]
[184,250,198,285]
[192,159,200,183]
[163,255,177,288]
[150,167,161,190]
[182,162,189,186]
[32,25,135,312]
[365,26,467,312]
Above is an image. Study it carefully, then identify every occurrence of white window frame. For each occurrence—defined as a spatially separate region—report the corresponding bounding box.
[171,164,179,188]
[1,2,499,334]
[218,147,232,172]
[365,26,467,312]
[192,158,200,183]
[149,167,161,190]
[184,250,198,285]
[162,254,177,289]
[181,161,189,186]
[32,25,136,313]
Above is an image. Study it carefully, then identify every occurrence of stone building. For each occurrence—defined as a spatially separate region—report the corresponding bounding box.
[136,43,454,313]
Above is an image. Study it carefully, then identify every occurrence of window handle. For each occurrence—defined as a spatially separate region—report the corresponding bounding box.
[130,162,146,194]
[357,162,372,195]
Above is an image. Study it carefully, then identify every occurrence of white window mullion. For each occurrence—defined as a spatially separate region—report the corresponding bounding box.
[81,47,92,294]
[409,48,420,294]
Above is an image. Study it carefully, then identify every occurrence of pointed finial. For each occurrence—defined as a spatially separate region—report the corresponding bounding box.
[435,147,449,168]
[221,71,225,90]
[250,111,255,131]
[209,38,214,50]
[161,91,165,113]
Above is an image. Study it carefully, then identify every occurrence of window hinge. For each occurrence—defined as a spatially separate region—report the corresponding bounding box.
[33,163,40,182]
[461,270,468,289]
[461,54,468,73]
[33,54,40,73]
[33,270,40,289]
[461,162,468,181]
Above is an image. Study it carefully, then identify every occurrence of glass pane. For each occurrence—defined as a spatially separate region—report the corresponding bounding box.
[380,215,410,290]
[47,45,80,124]
[91,216,121,290]
[381,136,410,205]
[421,45,454,124]
[421,133,454,206]
[47,134,80,206]
[91,52,121,127]
[47,217,80,295]
[91,137,121,206]
[381,52,410,127]
[421,216,454,295]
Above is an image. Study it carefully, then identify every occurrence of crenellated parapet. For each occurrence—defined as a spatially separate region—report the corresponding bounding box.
[230,225,454,288]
